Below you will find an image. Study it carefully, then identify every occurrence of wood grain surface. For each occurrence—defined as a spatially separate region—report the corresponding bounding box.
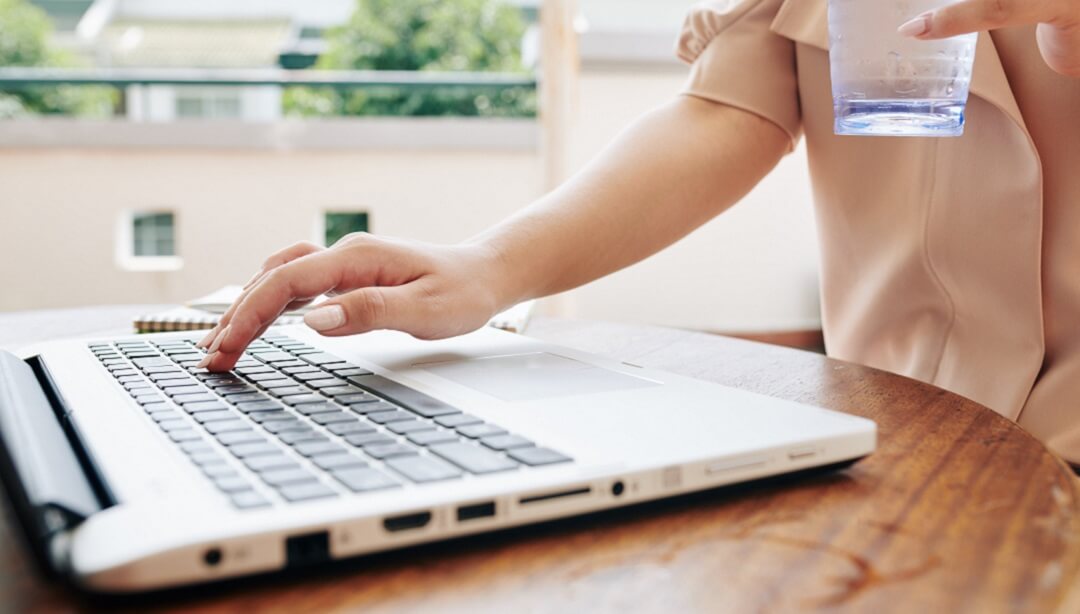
[1,310,1078,613]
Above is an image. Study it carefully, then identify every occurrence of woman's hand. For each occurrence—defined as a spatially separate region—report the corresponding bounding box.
[195,234,510,372]
[898,0,1080,77]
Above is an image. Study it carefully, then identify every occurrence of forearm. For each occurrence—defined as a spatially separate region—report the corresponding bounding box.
[471,96,791,306]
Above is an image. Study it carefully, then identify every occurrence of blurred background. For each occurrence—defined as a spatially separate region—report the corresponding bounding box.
[0,0,821,345]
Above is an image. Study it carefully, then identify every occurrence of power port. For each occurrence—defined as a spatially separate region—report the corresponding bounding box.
[612,481,625,497]
[457,501,496,522]
[285,531,330,568]
[203,547,223,567]
[383,511,432,532]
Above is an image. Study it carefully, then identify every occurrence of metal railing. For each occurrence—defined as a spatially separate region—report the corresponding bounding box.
[0,67,537,90]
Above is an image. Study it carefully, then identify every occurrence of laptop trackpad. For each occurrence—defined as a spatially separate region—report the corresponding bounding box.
[418,352,660,402]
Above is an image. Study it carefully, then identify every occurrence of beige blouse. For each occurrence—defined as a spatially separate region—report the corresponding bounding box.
[677,0,1080,464]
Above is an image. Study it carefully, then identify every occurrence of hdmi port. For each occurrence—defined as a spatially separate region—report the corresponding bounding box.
[383,511,432,532]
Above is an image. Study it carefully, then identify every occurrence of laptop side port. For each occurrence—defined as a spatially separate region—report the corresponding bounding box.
[285,531,330,568]
[457,501,496,522]
[383,511,432,532]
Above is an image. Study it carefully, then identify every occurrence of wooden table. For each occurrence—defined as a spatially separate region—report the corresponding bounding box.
[2,307,1078,613]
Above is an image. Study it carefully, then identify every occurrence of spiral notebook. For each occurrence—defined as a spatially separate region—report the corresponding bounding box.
[134,287,535,335]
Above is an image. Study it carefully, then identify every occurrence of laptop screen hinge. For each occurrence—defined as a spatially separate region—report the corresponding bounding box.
[0,351,115,576]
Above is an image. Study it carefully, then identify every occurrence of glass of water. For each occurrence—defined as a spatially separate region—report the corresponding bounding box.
[828,0,978,137]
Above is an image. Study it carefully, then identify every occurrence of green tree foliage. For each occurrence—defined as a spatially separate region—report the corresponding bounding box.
[284,0,535,118]
[0,0,115,117]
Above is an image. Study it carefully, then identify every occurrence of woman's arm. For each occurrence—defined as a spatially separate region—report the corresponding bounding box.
[474,96,791,305]
[199,98,790,371]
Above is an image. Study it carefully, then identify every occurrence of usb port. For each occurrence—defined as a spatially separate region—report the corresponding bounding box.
[383,511,432,532]
[457,501,496,522]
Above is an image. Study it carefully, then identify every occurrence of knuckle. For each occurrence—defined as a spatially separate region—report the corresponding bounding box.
[339,231,374,247]
[349,290,387,327]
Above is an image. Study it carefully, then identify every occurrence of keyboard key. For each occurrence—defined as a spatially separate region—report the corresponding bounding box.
[184,401,228,413]
[320,386,367,397]
[204,420,253,434]
[292,440,346,457]
[142,402,172,413]
[157,418,189,431]
[167,353,204,362]
[247,372,288,382]
[327,421,375,436]
[243,454,300,472]
[305,378,347,389]
[248,410,290,423]
[367,409,414,424]
[179,440,213,454]
[231,491,271,509]
[168,428,202,442]
[406,429,460,446]
[326,364,372,376]
[311,453,367,471]
[215,430,265,445]
[507,447,573,466]
[279,430,324,445]
[348,401,397,414]
[151,410,181,423]
[331,467,398,492]
[261,468,318,487]
[214,475,254,493]
[293,371,334,382]
[429,442,518,474]
[457,423,507,439]
[228,393,273,404]
[117,375,145,384]
[385,455,462,483]
[435,413,482,428]
[311,412,357,426]
[202,463,236,478]
[263,419,308,434]
[336,392,380,405]
[228,442,281,458]
[344,432,395,448]
[149,372,191,381]
[174,394,220,405]
[134,394,165,405]
[257,379,302,390]
[132,357,173,368]
[268,387,312,398]
[294,402,340,415]
[300,352,346,366]
[364,443,419,459]
[281,394,329,406]
[278,482,338,502]
[213,385,253,395]
[387,420,436,435]
[236,366,274,375]
[193,410,238,423]
[236,400,282,413]
[346,374,460,417]
[480,434,534,451]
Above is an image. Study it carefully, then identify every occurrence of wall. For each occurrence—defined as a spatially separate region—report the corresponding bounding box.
[0,140,542,310]
[558,65,821,333]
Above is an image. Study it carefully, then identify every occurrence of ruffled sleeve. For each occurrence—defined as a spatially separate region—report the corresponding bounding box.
[676,0,802,150]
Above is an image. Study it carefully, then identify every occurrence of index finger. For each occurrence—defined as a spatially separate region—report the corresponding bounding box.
[202,250,348,371]
[901,0,1050,38]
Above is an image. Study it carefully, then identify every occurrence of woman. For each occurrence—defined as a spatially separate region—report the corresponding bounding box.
[198,0,1080,466]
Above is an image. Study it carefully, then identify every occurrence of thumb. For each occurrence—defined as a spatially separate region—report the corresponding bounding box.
[303,285,431,338]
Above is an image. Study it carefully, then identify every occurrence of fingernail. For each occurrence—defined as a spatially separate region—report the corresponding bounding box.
[209,325,229,353]
[898,13,932,37]
[195,324,219,349]
[197,352,215,369]
[304,305,345,331]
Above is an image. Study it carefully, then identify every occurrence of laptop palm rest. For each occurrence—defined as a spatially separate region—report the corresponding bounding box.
[416,352,661,402]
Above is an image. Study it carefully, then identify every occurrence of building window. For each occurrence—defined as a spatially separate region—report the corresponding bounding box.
[324,212,369,246]
[116,210,182,272]
[132,212,176,256]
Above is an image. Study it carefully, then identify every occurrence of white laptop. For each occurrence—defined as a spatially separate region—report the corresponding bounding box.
[0,324,875,592]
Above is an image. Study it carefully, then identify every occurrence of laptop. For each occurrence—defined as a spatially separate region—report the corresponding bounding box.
[0,324,875,592]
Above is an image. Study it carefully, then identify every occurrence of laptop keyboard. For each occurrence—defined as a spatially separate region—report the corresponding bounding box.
[88,334,572,509]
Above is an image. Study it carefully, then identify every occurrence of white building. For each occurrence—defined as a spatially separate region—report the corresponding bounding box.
[3,0,820,340]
